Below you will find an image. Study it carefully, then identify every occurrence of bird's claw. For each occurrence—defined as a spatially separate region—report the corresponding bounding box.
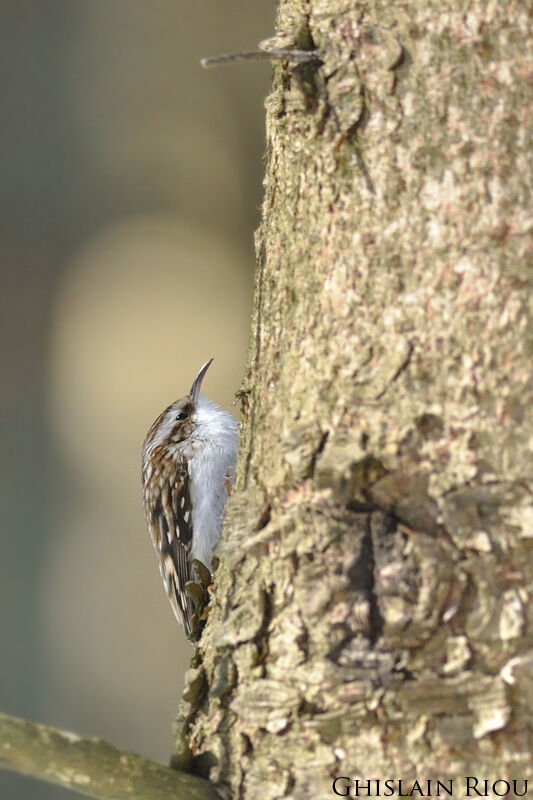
[184,559,213,641]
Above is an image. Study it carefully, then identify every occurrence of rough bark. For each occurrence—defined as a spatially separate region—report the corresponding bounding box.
[177,1,533,798]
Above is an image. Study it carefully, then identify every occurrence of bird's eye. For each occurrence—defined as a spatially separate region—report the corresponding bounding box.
[175,412,188,422]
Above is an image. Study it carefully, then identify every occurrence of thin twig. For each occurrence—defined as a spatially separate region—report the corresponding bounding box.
[201,49,320,68]
[0,711,219,800]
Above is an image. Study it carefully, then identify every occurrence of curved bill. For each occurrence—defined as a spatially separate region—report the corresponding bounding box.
[189,358,214,401]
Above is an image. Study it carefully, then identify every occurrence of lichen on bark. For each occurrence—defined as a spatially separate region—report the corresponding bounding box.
[177,1,533,798]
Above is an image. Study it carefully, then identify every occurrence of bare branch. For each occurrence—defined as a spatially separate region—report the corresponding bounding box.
[0,711,219,800]
[200,49,320,68]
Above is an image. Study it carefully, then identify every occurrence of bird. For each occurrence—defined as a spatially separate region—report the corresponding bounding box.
[141,359,239,639]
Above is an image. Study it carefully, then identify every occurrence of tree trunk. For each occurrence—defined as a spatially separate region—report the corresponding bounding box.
[178,1,533,797]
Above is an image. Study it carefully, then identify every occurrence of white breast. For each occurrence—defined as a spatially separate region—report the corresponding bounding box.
[187,394,239,567]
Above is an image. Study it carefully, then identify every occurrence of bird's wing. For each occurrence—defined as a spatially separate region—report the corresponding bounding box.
[147,463,195,638]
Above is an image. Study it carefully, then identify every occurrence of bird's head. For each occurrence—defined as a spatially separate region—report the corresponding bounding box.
[142,358,215,458]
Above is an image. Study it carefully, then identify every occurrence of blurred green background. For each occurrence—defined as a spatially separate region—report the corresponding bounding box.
[0,2,272,797]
